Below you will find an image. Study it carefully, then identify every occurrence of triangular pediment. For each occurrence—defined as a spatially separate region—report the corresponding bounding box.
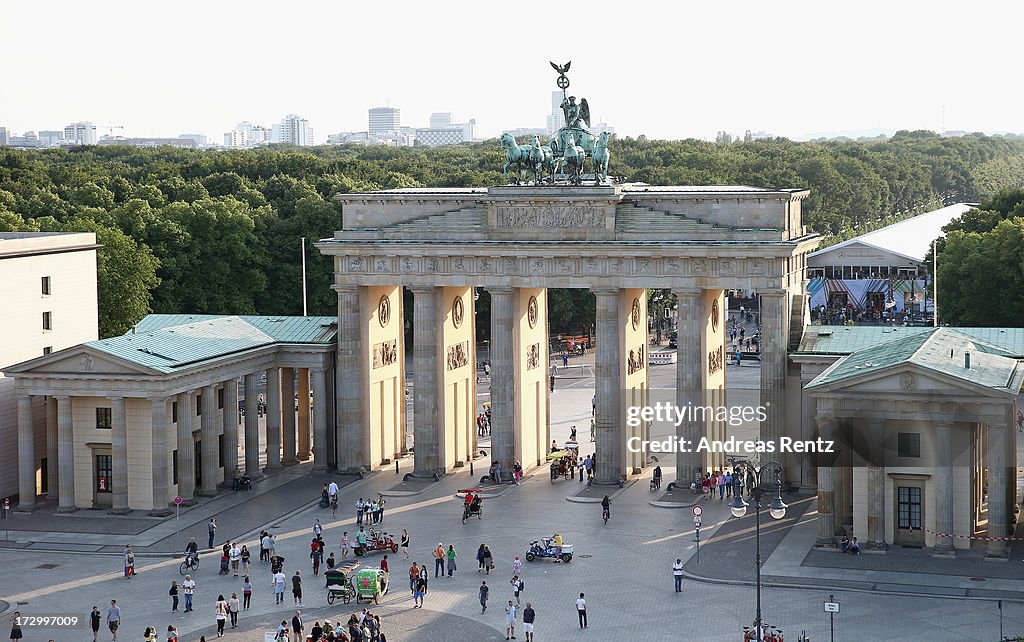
[5,346,162,376]
[807,362,1016,399]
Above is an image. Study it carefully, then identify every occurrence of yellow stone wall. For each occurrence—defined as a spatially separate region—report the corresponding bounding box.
[701,289,726,472]
[362,285,404,467]
[621,289,648,473]
[514,288,549,468]
[438,286,475,470]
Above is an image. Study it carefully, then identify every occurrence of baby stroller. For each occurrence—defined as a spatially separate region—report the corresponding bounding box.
[219,554,230,575]
[271,555,285,574]
[237,475,252,491]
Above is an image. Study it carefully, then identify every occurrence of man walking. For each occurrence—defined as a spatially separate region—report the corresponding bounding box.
[273,569,287,604]
[208,517,217,549]
[291,569,303,607]
[291,611,303,641]
[181,575,196,612]
[433,542,446,578]
[576,592,587,629]
[505,600,517,640]
[479,581,490,613]
[522,602,536,642]
[673,558,684,592]
[106,600,121,641]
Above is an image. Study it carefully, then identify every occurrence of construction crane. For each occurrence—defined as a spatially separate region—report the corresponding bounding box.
[99,123,125,139]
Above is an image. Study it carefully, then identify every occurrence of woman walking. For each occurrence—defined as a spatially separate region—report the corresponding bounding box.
[400,529,410,559]
[477,544,486,572]
[214,595,228,637]
[482,545,493,574]
[228,592,240,628]
[9,611,23,641]
[241,544,251,575]
[169,580,179,611]
[242,576,253,610]
[447,544,458,577]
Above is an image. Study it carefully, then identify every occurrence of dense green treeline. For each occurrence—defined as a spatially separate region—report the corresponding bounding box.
[2,131,1023,337]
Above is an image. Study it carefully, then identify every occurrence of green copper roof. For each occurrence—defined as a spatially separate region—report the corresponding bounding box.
[795,326,1024,358]
[806,328,1021,392]
[88,315,337,374]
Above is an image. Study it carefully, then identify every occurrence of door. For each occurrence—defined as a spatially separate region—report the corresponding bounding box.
[194,439,202,489]
[894,483,925,547]
[95,453,112,507]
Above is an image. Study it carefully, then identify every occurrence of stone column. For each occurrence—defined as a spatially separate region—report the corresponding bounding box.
[336,284,366,473]
[816,415,836,545]
[280,367,297,465]
[593,287,624,485]
[986,419,1008,558]
[933,421,954,555]
[311,367,329,472]
[16,395,36,511]
[55,395,76,513]
[150,397,171,515]
[176,391,196,501]
[411,285,441,477]
[221,379,238,486]
[243,374,261,477]
[489,287,515,479]
[866,419,886,548]
[46,397,57,499]
[110,396,129,514]
[297,368,312,461]
[673,289,703,486]
[264,367,282,471]
[759,290,788,449]
[198,385,217,495]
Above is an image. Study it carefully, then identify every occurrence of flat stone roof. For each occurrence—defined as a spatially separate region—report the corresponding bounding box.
[794,325,1024,358]
[0,231,99,258]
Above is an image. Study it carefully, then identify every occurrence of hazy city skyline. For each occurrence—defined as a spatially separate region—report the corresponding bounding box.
[3,1,1021,143]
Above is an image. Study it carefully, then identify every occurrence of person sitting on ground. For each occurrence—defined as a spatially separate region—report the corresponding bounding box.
[847,536,860,555]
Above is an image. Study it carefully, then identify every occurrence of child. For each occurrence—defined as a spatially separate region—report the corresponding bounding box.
[512,556,522,575]
[341,532,350,559]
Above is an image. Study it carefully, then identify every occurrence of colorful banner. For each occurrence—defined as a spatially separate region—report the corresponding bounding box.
[807,279,928,313]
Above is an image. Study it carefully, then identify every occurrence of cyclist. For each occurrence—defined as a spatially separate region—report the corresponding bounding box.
[184,537,199,566]
[601,495,611,523]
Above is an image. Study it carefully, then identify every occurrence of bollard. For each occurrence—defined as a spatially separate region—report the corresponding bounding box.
[395,460,399,475]
[470,461,474,476]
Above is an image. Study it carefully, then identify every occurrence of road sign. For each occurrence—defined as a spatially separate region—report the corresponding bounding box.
[174,496,183,505]
[694,516,701,527]
[692,505,702,517]
[824,601,840,613]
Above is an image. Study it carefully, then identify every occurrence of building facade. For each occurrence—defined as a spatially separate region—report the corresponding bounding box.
[368,107,400,134]
[272,114,313,146]
[64,122,97,145]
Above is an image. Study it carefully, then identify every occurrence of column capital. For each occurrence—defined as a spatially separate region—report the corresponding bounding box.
[672,287,702,298]
[759,288,789,298]
[485,286,514,295]
[408,284,439,295]
[331,283,361,294]
[54,394,70,400]
[106,395,126,402]
[590,286,621,297]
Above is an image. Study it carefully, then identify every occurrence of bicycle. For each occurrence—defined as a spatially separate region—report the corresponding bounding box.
[179,553,199,575]
[602,508,610,525]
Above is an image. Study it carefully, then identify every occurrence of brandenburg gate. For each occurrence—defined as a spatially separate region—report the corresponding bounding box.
[316,183,819,486]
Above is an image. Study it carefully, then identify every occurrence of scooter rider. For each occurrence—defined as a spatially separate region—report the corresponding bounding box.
[601,495,611,520]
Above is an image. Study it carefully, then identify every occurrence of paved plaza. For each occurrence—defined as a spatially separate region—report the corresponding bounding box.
[2,356,1024,641]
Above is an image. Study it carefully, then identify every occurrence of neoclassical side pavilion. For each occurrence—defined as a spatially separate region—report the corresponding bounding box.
[317,183,820,485]
[7,315,336,513]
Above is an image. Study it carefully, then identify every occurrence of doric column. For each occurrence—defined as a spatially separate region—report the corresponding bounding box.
[221,379,238,485]
[281,367,297,465]
[243,374,261,477]
[673,289,703,485]
[16,395,36,511]
[593,287,624,485]
[816,415,837,545]
[198,385,217,495]
[264,368,282,471]
[759,290,788,449]
[986,419,1008,558]
[933,421,954,554]
[311,367,328,472]
[150,397,171,515]
[176,391,196,501]
[866,419,886,548]
[55,395,76,513]
[297,368,312,461]
[46,397,57,500]
[411,285,441,477]
[336,284,366,473]
[109,396,129,514]
[489,286,515,479]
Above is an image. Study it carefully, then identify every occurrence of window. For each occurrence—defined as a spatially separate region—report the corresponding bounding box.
[196,395,202,416]
[172,401,178,423]
[96,407,112,430]
[42,311,52,331]
[897,486,922,529]
[42,346,52,355]
[96,454,112,493]
[41,276,51,295]
[218,434,225,468]
[897,432,921,458]
[172,450,178,484]
[217,388,224,410]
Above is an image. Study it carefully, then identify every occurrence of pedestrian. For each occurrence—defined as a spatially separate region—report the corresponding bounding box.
[479,581,489,613]
[215,595,228,637]
[273,569,287,604]
[123,544,135,578]
[311,543,322,575]
[381,554,389,573]
[292,570,303,607]
[579,456,585,482]
[483,545,493,574]
[400,529,409,559]
[291,611,303,641]
[576,593,587,629]
[341,531,350,559]
[408,562,420,594]
[522,602,536,642]
[433,542,446,577]
[420,564,429,593]
[313,518,323,539]
[673,558,684,592]
[241,544,251,575]
[182,574,196,612]
[725,471,733,498]
[447,544,458,577]
[717,471,726,499]
[355,498,364,525]
[228,592,240,628]
[169,580,179,611]
[513,460,523,485]
[505,600,517,640]
[477,544,486,572]
[330,494,338,518]
[89,606,101,642]
[328,479,339,502]
[326,552,336,570]
[242,576,253,610]
[107,600,121,641]
[143,626,158,642]
[260,531,271,562]
[230,542,241,576]
[8,612,22,642]
[511,575,524,606]
[590,417,596,442]
[166,625,179,642]
[377,495,386,523]
[512,555,522,575]
[355,526,368,551]
[208,517,217,549]
[413,574,426,608]
[275,620,289,642]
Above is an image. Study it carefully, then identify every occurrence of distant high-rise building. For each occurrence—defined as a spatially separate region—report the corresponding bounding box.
[179,133,208,146]
[224,121,274,149]
[64,122,97,145]
[272,114,313,146]
[369,107,400,134]
[429,112,454,129]
[38,131,64,146]
[546,91,566,135]
[0,127,8,146]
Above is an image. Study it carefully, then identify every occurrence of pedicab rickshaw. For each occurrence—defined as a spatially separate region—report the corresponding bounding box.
[547,450,574,482]
[459,488,483,524]
[354,567,389,605]
[324,561,359,605]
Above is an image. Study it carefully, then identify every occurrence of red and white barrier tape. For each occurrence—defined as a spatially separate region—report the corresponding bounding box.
[920,527,1024,542]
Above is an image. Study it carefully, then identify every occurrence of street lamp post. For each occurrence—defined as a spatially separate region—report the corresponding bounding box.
[729,457,787,642]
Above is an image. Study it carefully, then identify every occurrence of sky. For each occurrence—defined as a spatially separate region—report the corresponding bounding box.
[2,0,1022,143]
